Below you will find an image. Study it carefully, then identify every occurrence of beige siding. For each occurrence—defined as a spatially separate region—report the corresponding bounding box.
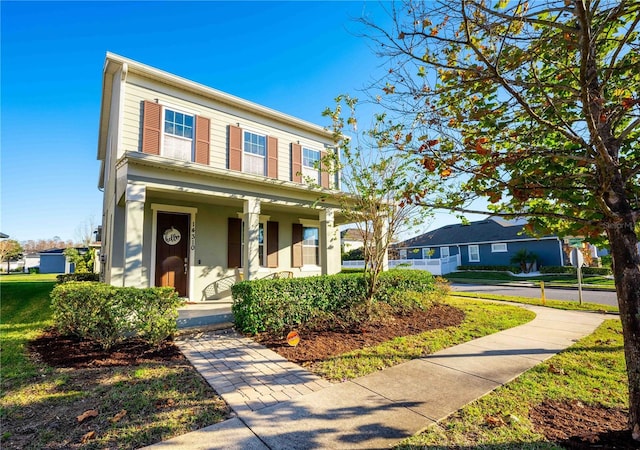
[121,73,331,181]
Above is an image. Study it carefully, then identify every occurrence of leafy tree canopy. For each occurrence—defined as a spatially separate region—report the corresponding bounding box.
[364,0,639,242]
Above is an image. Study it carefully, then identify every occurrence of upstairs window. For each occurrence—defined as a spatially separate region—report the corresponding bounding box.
[163,109,194,162]
[243,131,266,175]
[302,148,321,184]
[142,100,210,165]
[165,110,193,138]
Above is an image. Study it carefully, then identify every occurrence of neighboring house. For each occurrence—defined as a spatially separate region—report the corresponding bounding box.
[39,248,90,274]
[340,228,371,254]
[39,249,67,274]
[23,252,41,271]
[395,218,566,268]
[97,53,345,301]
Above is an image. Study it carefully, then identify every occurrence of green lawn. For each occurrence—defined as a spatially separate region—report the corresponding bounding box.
[396,319,627,448]
[0,274,229,449]
[451,291,619,313]
[1,273,58,381]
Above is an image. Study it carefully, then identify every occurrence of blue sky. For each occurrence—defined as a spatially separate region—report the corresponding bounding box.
[1,0,485,243]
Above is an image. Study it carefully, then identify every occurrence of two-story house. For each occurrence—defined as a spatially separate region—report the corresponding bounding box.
[97,53,344,302]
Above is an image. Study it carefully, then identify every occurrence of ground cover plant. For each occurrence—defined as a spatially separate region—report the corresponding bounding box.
[0,274,229,449]
[395,319,633,449]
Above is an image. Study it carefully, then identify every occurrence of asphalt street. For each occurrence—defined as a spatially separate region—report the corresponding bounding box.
[451,283,618,308]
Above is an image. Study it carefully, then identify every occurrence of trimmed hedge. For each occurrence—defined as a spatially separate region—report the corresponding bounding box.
[231,269,436,335]
[457,265,522,273]
[50,282,183,349]
[539,266,612,275]
[56,273,100,283]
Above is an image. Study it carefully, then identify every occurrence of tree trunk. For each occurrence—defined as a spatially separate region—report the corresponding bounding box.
[606,218,640,440]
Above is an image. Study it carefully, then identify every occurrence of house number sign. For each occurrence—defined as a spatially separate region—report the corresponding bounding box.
[163,227,182,245]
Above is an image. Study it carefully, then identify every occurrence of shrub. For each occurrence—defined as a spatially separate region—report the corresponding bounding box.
[50,282,183,349]
[56,273,100,283]
[29,267,40,274]
[342,247,364,261]
[539,266,612,276]
[231,269,437,335]
[457,265,522,273]
[583,267,612,275]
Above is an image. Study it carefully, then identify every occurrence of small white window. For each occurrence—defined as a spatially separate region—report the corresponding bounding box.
[302,226,319,265]
[491,243,508,253]
[399,249,407,259]
[302,148,321,184]
[163,108,193,162]
[243,131,266,176]
[468,245,480,262]
[241,221,267,267]
[422,248,433,259]
[441,246,450,258]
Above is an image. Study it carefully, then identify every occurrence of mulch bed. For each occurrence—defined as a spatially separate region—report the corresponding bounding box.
[530,399,636,449]
[30,329,185,368]
[253,303,465,364]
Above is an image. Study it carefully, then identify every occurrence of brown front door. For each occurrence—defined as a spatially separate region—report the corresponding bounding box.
[156,212,189,297]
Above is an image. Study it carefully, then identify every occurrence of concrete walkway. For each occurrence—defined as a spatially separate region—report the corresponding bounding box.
[147,305,607,450]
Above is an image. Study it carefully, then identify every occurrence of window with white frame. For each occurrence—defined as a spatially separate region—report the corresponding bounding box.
[441,246,450,258]
[468,245,480,262]
[422,248,433,259]
[302,148,321,184]
[491,243,508,253]
[399,249,407,259]
[241,221,267,267]
[302,226,319,265]
[243,131,266,175]
[163,109,194,161]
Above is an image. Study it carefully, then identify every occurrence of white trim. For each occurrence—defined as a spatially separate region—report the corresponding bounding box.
[299,218,320,227]
[440,246,450,258]
[468,244,480,262]
[491,242,508,253]
[150,204,198,300]
[397,236,560,250]
[235,213,271,221]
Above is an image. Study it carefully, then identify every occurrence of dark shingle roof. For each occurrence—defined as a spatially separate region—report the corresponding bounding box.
[397,218,555,248]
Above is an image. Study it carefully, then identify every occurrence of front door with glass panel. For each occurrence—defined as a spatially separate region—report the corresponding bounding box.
[155,212,189,297]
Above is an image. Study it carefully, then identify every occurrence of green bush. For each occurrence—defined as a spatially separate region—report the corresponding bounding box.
[457,265,522,273]
[50,282,183,349]
[231,269,437,335]
[29,267,40,274]
[583,267,612,275]
[539,266,612,275]
[56,273,100,283]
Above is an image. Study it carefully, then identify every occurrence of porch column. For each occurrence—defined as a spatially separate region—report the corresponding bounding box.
[123,184,147,288]
[243,197,261,280]
[320,208,339,275]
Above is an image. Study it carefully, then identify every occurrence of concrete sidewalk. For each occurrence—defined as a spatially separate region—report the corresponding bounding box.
[147,305,606,450]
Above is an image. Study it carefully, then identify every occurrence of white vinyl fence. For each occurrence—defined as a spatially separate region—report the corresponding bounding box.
[342,255,461,276]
